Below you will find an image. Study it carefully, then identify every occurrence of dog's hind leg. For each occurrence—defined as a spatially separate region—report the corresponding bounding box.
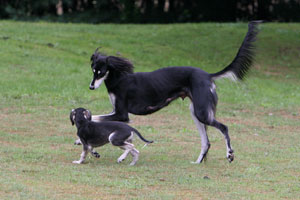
[211,120,234,163]
[189,103,211,164]
[109,132,137,164]
[129,148,140,166]
[117,142,134,163]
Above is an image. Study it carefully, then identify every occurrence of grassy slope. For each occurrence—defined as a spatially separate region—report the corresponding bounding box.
[0,21,299,199]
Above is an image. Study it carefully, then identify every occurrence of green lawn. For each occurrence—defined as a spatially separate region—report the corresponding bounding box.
[0,21,299,200]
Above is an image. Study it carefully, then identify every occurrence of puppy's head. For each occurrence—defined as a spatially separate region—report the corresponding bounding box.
[89,48,109,90]
[70,109,76,125]
[70,108,92,126]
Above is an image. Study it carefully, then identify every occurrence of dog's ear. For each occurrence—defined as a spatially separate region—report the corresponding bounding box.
[83,110,92,121]
[70,109,75,126]
[91,47,101,62]
[105,56,133,74]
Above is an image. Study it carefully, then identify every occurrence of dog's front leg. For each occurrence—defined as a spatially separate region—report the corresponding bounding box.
[73,146,88,164]
[74,138,82,145]
[93,100,129,122]
[92,112,129,122]
[92,112,115,122]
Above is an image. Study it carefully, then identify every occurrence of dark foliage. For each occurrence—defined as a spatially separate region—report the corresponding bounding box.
[0,0,300,23]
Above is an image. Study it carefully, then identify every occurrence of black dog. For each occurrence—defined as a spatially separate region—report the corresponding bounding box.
[88,21,260,164]
[70,108,153,165]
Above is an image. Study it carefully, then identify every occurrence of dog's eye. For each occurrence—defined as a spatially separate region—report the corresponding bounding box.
[93,69,96,73]
[98,71,101,74]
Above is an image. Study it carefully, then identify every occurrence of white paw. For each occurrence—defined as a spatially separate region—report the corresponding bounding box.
[72,160,82,164]
[74,139,82,145]
[117,157,125,163]
[190,161,201,164]
[129,162,136,166]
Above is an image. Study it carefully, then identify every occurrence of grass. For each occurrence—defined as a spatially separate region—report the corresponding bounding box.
[0,21,299,199]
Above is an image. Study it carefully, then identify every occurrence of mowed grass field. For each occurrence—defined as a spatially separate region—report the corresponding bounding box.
[0,21,299,199]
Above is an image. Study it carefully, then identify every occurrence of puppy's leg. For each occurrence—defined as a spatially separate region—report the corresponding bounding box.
[189,103,211,164]
[129,148,140,166]
[90,147,100,158]
[117,142,134,163]
[73,146,88,164]
[109,132,135,164]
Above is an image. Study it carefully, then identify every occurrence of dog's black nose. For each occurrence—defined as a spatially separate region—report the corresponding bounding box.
[89,86,95,90]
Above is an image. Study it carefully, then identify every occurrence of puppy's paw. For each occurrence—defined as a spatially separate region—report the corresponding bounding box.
[129,162,136,166]
[92,152,101,158]
[117,158,125,163]
[72,160,82,164]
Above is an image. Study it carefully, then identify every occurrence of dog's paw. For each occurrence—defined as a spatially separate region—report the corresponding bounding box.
[72,160,82,164]
[227,150,234,163]
[117,158,125,163]
[129,161,136,166]
[74,139,82,145]
[92,152,100,158]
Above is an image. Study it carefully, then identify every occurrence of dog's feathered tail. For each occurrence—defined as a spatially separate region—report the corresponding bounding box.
[210,21,261,81]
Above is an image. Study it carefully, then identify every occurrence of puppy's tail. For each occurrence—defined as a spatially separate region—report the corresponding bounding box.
[132,130,154,144]
[210,21,261,81]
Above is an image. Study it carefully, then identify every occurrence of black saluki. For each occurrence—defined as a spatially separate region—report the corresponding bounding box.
[88,21,260,164]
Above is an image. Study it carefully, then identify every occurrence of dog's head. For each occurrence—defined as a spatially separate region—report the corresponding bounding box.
[89,48,134,90]
[70,108,92,126]
[89,48,109,90]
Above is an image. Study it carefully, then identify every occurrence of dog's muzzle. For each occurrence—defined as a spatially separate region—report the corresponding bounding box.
[89,71,109,90]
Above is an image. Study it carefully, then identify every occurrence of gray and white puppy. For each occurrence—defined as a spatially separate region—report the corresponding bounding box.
[70,108,153,165]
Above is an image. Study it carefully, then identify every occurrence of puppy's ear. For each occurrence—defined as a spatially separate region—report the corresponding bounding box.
[83,110,92,121]
[105,56,110,67]
[70,109,75,126]
[90,54,94,62]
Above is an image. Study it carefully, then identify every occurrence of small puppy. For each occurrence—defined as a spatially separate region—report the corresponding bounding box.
[70,108,153,165]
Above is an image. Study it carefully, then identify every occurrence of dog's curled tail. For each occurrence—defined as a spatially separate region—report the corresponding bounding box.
[210,21,262,81]
[132,130,154,144]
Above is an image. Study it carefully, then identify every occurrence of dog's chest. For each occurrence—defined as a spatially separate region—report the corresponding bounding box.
[109,93,116,109]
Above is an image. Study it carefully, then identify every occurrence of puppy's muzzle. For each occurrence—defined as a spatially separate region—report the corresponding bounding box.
[89,85,95,90]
